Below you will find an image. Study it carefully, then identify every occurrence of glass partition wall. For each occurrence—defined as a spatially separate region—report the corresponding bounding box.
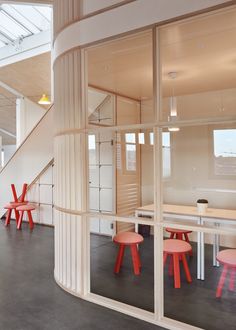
[84,6,236,329]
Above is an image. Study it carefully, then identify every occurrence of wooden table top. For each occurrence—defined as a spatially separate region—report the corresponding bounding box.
[136,204,236,221]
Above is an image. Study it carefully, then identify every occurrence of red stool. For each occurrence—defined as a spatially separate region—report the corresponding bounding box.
[4,202,28,227]
[16,204,35,230]
[216,249,236,298]
[113,232,144,275]
[164,239,192,288]
[166,228,193,256]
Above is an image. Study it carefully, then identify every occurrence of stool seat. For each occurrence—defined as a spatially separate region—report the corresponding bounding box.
[15,204,35,230]
[5,202,27,209]
[164,239,192,254]
[113,232,143,245]
[217,249,236,267]
[16,204,35,211]
[113,231,143,275]
[166,228,192,234]
[164,239,192,288]
[216,249,236,298]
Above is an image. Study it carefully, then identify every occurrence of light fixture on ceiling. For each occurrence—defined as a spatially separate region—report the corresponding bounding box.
[168,72,179,132]
[38,94,51,105]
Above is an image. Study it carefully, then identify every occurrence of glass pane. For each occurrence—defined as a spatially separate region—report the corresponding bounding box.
[0,11,29,40]
[160,8,236,121]
[162,124,236,217]
[90,216,154,312]
[125,133,136,143]
[2,4,41,34]
[87,30,154,127]
[12,5,51,31]
[125,144,136,171]
[163,227,236,329]
[87,129,154,220]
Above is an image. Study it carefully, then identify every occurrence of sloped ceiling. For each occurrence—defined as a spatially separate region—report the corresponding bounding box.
[0,52,51,144]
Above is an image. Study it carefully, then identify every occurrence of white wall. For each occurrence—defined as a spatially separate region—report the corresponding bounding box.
[0,107,54,218]
[3,145,16,165]
[16,97,46,147]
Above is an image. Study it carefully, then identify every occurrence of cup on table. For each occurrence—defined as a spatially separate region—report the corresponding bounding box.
[197,199,208,214]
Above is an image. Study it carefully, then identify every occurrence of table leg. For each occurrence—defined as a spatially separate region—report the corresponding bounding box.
[200,229,205,280]
[197,216,205,280]
[213,222,220,267]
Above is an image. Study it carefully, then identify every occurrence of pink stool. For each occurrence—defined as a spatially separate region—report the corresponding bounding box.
[166,228,193,256]
[16,204,35,230]
[164,239,192,288]
[4,202,28,227]
[113,232,144,275]
[216,249,236,298]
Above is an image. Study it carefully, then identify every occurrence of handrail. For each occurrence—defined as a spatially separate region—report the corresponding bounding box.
[0,103,54,175]
[27,158,54,192]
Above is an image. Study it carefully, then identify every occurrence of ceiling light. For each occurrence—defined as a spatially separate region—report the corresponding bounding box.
[38,94,51,105]
[168,71,179,132]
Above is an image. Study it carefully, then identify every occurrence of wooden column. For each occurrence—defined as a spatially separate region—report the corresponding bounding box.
[53,0,86,295]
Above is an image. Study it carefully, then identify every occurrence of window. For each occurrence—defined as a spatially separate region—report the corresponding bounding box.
[125,133,136,171]
[213,129,236,176]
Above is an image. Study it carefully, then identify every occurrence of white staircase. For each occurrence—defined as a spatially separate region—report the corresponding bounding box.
[0,105,54,218]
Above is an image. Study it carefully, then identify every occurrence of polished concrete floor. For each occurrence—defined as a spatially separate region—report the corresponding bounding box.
[0,222,164,330]
[91,234,236,330]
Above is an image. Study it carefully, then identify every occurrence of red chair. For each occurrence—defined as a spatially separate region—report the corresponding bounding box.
[166,228,193,256]
[113,232,143,275]
[164,239,192,288]
[216,249,236,298]
[16,204,35,230]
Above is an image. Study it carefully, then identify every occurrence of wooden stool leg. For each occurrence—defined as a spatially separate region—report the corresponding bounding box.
[229,268,235,292]
[168,256,174,276]
[114,244,125,273]
[177,233,182,240]
[5,209,12,226]
[130,244,141,275]
[17,211,24,230]
[11,184,18,202]
[170,233,174,239]
[136,244,141,268]
[184,233,193,256]
[27,210,34,230]
[14,210,19,225]
[173,254,181,288]
[163,252,168,266]
[182,253,192,283]
[216,265,228,298]
[184,233,190,243]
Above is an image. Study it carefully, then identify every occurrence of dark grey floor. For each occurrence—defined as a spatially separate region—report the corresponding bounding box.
[91,234,236,330]
[0,221,164,330]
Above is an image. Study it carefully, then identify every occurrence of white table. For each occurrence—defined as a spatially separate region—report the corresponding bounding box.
[135,204,236,280]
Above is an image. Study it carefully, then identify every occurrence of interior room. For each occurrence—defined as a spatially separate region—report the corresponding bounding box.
[86,7,236,329]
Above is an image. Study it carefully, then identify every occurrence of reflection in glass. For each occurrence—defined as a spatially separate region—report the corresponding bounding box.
[90,217,154,311]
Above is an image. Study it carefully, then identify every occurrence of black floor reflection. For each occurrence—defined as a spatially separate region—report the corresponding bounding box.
[91,234,236,329]
[90,233,154,312]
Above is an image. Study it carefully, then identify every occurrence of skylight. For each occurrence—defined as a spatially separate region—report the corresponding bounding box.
[0,4,51,49]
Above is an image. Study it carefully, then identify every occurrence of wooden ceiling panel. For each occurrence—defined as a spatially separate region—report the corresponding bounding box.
[88,7,236,100]
[0,52,51,102]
